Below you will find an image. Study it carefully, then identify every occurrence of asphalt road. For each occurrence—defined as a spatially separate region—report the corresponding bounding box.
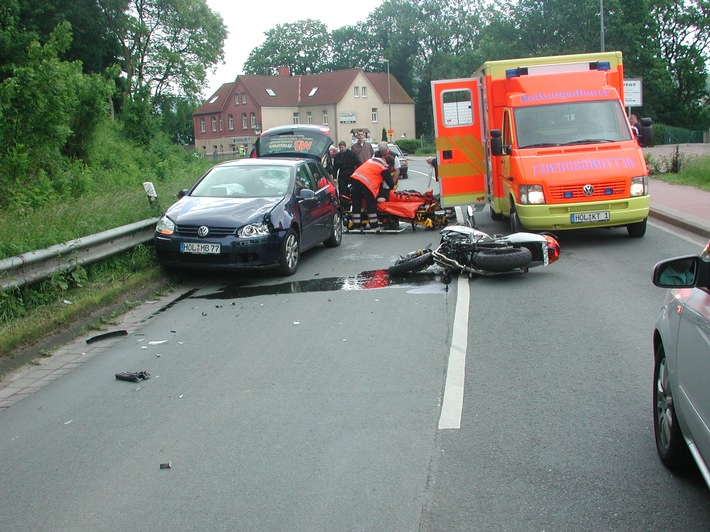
[1,160,709,530]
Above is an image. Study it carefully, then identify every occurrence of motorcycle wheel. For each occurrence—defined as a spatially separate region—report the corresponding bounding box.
[472,247,532,273]
[388,251,434,275]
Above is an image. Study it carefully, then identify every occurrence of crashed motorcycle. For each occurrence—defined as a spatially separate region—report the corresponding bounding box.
[342,189,456,233]
[389,214,560,277]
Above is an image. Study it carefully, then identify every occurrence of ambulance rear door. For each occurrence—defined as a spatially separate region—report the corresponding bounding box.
[431,78,486,207]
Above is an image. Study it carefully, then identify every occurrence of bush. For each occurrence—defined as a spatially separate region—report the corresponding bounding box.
[395,138,420,155]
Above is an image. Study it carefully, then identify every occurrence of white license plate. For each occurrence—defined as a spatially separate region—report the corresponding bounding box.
[180,242,221,254]
[570,211,610,223]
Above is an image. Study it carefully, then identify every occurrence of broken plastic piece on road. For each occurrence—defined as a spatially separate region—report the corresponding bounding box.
[115,371,151,382]
[86,330,128,344]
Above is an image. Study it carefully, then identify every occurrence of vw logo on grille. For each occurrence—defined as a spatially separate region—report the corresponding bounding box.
[197,226,209,237]
[583,184,595,196]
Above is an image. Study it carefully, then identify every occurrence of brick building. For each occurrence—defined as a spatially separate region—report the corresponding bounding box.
[193,67,415,156]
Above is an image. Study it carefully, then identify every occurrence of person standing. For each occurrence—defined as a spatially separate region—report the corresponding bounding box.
[629,114,640,138]
[332,141,359,197]
[350,141,395,229]
[351,129,374,165]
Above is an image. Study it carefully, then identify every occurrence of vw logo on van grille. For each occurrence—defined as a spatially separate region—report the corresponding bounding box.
[197,226,209,237]
[583,184,595,196]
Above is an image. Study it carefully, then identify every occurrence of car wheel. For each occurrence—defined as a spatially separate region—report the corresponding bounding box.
[324,211,343,248]
[653,342,691,470]
[278,229,300,276]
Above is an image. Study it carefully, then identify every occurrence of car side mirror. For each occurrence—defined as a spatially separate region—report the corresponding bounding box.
[652,255,710,288]
[297,189,316,201]
[178,189,189,199]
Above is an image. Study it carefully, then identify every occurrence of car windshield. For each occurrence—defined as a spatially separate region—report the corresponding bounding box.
[514,100,632,148]
[191,166,292,198]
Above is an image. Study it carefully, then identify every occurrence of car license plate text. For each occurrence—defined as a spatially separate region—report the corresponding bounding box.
[180,242,220,254]
[570,211,610,223]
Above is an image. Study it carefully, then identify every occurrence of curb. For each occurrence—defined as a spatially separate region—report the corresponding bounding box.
[649,206,710,239]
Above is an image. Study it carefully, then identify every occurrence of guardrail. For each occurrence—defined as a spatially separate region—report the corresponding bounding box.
[0,218,159,291]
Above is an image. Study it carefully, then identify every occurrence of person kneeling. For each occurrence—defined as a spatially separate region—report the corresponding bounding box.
[350,142,395,229]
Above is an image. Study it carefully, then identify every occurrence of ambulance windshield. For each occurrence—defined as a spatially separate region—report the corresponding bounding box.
[514,100,632,148]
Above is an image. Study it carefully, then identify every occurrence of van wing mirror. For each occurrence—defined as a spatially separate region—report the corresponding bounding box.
[490,129,503,156]
[638,118,653,147]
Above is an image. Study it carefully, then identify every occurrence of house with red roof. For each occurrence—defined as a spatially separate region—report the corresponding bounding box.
[193,67,415,156]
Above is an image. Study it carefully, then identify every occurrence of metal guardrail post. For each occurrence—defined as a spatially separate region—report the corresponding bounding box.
[0,218,159,291]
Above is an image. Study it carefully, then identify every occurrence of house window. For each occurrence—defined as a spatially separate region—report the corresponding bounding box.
[322,112,328,125]
[250,112,256,128]
[242,94,247,104]
[362,87,368,98]
[353,86,359,97]
[200,117,205,133]
[228,114,234,130]
[219,118,223,131]
[372,108,378,122]
[242,113,247,129]
[211,116,217,132]
[235,94,239,105]
[307,112,313,124]
[293,112,300,125]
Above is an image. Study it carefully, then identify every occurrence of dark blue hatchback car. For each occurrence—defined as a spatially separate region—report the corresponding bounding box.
[154,126,342,275]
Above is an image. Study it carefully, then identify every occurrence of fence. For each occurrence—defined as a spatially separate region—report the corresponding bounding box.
[0,219,158,291]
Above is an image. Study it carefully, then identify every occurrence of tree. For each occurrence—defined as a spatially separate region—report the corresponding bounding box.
[330,24,374,71]
[99,0,227,100]
[19,0,121,74]
[647,0,710,128]
[244,20,332,75]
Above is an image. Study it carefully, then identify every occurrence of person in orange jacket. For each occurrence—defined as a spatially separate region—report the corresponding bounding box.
[349,141,395,229]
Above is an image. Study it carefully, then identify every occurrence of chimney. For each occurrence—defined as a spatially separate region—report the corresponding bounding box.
[277,66,291,77]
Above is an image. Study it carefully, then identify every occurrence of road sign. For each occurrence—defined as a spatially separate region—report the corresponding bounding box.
[624,79,643,107]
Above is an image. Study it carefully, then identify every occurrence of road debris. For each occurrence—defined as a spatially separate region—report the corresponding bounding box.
[115,371,150,382]
[86,330,128,344]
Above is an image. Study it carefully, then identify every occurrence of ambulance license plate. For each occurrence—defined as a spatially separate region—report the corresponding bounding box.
[180,242,220,254]
[570,211,610,223]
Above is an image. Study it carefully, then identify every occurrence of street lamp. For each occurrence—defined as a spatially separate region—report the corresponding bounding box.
[600,0,605,52]
[378,58,392,140]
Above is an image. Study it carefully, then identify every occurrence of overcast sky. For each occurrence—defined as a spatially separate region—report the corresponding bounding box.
[203,0,381,97]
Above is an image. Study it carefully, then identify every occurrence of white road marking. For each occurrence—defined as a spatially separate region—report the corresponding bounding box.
[438,274,469,429]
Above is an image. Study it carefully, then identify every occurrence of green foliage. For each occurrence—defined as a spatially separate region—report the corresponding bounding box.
[0,123,212,259]
[0,22,114,208]
[244,19,332,75]
[395,139,420,154]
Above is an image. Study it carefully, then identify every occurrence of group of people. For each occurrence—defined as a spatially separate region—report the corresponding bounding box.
[331,129,397,230]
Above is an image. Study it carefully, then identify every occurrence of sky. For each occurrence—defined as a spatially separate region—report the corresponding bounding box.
[203,0,382,97]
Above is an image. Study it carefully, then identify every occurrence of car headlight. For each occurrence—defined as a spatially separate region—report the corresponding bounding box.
[238,222,270,237]
[630,176,648,197]
[519,184,545,205]
[155,215,175,235]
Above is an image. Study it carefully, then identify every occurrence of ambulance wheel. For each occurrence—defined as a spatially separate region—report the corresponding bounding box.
[627,218,647,238]
[472,247,532,273]
[510,204,524,233]
[388,251,434,275]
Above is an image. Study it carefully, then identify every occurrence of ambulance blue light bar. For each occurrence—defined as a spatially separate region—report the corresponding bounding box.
[506,61,612,79]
